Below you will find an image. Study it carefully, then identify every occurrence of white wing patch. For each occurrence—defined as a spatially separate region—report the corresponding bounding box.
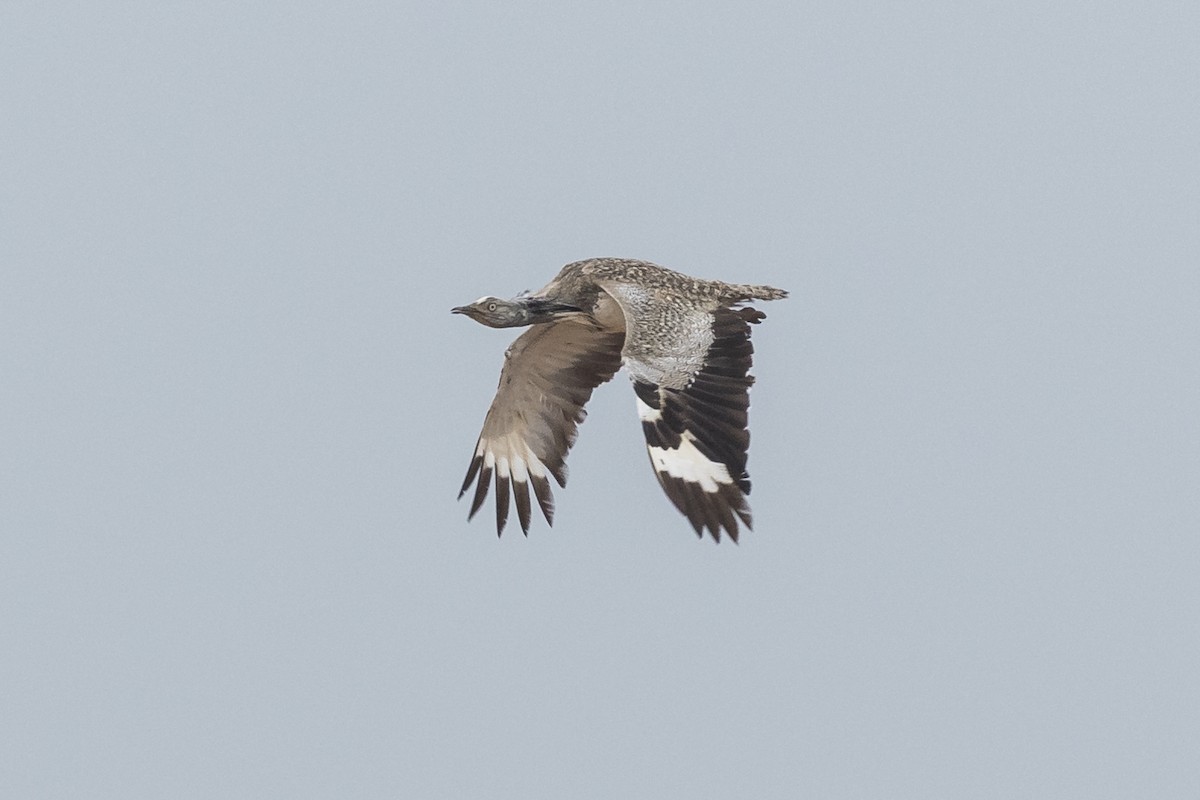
[647,435,734,494]
[638,396,733,494]
[480,434,548,481]
[634,395,662,424]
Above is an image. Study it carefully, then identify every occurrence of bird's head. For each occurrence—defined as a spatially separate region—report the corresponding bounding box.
[451,295,581,328]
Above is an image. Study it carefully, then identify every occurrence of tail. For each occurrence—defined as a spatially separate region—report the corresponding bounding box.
[725,283,788,302]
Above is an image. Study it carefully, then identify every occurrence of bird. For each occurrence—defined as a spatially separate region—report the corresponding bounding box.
[452,257,787,542]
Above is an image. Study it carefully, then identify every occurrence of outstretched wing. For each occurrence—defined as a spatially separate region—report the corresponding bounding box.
[458,318,624,536]
[629,306,764,542]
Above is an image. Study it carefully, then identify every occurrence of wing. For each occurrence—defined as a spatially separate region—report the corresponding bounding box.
[458,318,624,536]
[630,306,764,542]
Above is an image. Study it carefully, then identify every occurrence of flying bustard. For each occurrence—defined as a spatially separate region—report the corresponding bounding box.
[452,257,787,542]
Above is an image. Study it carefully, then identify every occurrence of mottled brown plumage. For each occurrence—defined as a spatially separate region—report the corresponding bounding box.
[453,258,786,541]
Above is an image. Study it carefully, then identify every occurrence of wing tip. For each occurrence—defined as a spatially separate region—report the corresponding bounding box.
[652,468,753,543]
[458,453,483,499]
[460,458,559,536]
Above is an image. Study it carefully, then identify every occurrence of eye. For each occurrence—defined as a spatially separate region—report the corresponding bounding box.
[486,302,497,312]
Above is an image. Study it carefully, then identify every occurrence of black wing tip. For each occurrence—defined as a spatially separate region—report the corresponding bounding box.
[458,453,483,499]
[460,462,557,537]
[493,469,510,536]
[653,469,752,543]
[530,473,556,527]
[513,478,532,535]
[466,464,493,521]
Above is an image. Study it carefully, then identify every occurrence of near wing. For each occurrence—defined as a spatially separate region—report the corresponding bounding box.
[458,318,624,536]
[630,306,764,542]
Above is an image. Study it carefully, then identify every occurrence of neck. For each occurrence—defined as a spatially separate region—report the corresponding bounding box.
[524,297,582,323]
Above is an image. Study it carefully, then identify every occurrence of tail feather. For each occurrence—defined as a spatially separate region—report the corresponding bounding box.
[726,283,788,302]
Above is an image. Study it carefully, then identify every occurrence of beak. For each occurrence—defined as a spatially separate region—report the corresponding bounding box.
[451,306,469,315]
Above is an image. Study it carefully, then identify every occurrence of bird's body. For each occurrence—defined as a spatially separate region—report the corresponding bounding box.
[452,258,787,542]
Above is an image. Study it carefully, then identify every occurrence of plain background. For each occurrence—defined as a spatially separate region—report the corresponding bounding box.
[3,2,1198,797]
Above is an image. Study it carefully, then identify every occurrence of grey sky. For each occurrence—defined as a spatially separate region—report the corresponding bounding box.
[3,2,1198,797]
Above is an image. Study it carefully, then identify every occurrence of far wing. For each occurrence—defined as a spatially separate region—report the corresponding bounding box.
[458,319,624,536]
